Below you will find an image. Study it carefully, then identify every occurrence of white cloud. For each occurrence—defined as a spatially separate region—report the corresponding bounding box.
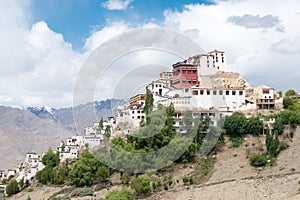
[101,0,133,11]
[0,1,85,108]
[163,0,300,91]
[84,22,130,52]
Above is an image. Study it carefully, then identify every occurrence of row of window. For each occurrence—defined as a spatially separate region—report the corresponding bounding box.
[132,116,145,119]
[181,70,197,74]
[192,90,244,96]
[171,100,190,105]
[132,110,144,114]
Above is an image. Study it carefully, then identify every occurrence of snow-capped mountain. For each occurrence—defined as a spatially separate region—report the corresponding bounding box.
[27,106,56,119]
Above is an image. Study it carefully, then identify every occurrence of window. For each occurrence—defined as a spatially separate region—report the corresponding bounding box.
[185,88,189,92]
[239,91,243,96]
[193,90,198,95]
[232,91,236,95]
[219,90,223,95]
[200,90,204,95]
[213,90,217,95]
[132,111,134,114]
[207,90,210,95]
[137,110,140,113]
[226,91,229,95]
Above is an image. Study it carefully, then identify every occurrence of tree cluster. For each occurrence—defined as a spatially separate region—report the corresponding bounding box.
[223,112,263,137]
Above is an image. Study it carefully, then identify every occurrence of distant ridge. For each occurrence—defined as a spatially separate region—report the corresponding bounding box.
[0,98,126,169]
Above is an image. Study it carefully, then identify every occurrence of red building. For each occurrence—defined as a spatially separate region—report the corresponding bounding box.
[172,63,198,88]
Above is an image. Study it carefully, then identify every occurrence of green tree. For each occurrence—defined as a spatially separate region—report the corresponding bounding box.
[266,130,279,157]
[194,116,211,144]
[42,149,60,168]
[273,117,285,135]
[283,97,294,109]
[69,150,99,187]
[245,117,263,135]
[99,118,104,131]
[223,112,246,137]
[6,180,20,196]
[144,89,154,125]
[19,177,24,189]
[105,188,134,200]
[285,89,296,97]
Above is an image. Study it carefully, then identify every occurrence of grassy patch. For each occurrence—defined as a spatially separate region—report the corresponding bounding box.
[230,137,243,148]
[190,157,215,184]
[279,141,289,151]
[250,153,274,167]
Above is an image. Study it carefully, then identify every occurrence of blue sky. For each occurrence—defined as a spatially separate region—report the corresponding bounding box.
[30,0,212,51]
[1,0,300,107]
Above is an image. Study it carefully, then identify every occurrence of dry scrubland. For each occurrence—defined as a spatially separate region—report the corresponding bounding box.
[8,129,300,200]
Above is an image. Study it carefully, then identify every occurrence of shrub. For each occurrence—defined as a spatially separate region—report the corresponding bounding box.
[279,141,289,151]
[105,188,134,200]
[94,183,106,191]
[1,178,8,184]
[130,176,151,195]
[152,182,157,190]
[121,173,131,185]
[168,180,173,186]
[70,187,93,197]
[250,153,268,167]
[182,177,189,183]
[156,180,162,187]
[163,183,168,190]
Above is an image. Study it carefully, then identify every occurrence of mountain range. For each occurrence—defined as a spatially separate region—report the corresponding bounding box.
[0,99,125,169]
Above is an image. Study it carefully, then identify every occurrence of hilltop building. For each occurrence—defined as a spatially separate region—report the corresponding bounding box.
[114,49,278,130]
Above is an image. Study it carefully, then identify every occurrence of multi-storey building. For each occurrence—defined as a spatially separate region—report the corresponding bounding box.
[172,63,198,88]
[256,87,275,110]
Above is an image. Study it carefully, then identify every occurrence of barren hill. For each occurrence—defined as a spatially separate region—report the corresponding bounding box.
[0,99,125,169]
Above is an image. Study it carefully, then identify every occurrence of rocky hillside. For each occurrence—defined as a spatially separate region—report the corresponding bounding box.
[0,99,125,169]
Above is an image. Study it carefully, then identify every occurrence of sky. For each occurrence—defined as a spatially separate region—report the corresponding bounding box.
[0,0,300,108]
